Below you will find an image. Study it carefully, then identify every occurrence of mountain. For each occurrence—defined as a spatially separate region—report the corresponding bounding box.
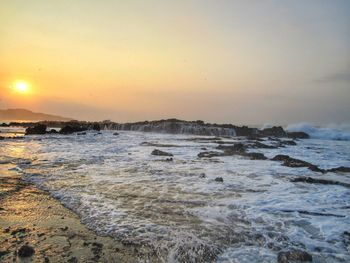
[0,109,72,121]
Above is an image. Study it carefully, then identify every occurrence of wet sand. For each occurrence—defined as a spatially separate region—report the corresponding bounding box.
[0,166,141,263]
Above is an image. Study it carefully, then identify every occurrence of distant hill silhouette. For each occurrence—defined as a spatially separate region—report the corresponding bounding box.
[0,108,72,121]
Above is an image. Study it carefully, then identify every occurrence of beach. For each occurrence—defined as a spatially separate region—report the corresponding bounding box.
[0,164,141,263]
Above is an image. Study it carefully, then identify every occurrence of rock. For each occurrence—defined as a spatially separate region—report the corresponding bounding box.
[277,250,312,263]
[198,151,224,158]
[25,124,47,135]
[18,245,35,257]
[261,126,287,137]
[272,155,325,173]
[251,141,277,149]
[291,177,350,188]
[59,125,87,134]
[151,149,173,156]
[287,131,309,139]
[67,257,78,263]
[0,250,9,257]
[199,173,206,178]
[47,129,58,134]
[234,126,259,137]
[244,152,267,160]
[279,140,297,146]
[327,166,350,173]
[77,132,86,135]
[11,228,27,236]
[214,177,224,182]
[92,123,101,131]
[217,143,247,153]
[113,132,119,135]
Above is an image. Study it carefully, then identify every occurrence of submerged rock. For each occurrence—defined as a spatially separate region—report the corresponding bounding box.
[198,151,224,158]
[244,152,268,160]
[59,125,88,134]
[279,140,297,146]
[327,166,350,173]
[272,155,325,173]
[287,131,309,139]
[250,141,277,149]
[291,177,350,188]
[217,143,247,153]
[277,250,312,263]
[18,245,35,257]
[151,149,173,156]
[47,129,58,134]
[214,177,224,182]
[25,124,47,135]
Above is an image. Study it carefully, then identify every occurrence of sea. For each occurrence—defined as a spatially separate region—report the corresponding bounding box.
[0,123,349,262]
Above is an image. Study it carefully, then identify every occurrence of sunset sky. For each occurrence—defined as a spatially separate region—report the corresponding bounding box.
[1,0,349,124]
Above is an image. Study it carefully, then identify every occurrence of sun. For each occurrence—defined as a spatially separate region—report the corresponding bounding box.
[14,81,30,93]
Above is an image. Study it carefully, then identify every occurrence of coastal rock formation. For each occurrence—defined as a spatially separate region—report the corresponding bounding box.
[151,149,173,156]
[327,166,350,173]
[272,155,325,173]
[25,124,47,135]
[59,125,88,134]
[291,177,350,188]
[12,119,312,139]
[287,131,309,139]
[277,250,312,263]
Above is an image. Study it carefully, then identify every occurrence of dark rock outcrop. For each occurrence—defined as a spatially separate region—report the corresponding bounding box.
[291,177,350,188]
[151,149,173,156]
[214,177,224,182]
[91,123,101,131]
[217,143,247,154]
[47,129,58,134]
[327,166,350,173]
[59,125,88,134]
[272,155,325,173]
[18,245,35,257]
[261,126,287,137]
[287,132,309,139]
[244,152,268,160]
[277,250,312,263]
[25,124,47,135]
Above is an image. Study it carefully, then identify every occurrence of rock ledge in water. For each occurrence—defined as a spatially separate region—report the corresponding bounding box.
[277,250,312,263]
[25,124,47,135]
[151,149,173,156]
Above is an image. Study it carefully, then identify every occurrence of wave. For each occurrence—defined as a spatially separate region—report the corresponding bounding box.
[286,123,350,141]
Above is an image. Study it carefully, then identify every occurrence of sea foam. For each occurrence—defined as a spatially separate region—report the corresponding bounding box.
[286,123,350,141]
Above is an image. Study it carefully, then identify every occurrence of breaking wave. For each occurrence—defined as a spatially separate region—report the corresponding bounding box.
[286,123,350,141]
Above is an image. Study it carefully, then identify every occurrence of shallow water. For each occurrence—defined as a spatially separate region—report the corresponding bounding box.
[0,130,349,262]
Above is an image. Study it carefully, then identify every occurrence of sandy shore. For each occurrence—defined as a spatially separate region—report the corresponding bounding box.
[0,165,142,263]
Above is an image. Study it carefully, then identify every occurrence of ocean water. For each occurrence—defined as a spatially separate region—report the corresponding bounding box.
[0,126,349,262]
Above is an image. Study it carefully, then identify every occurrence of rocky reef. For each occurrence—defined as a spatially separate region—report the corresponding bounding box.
[18,119,308,138]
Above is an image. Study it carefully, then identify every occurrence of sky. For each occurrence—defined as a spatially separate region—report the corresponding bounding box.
[0,0,349,125]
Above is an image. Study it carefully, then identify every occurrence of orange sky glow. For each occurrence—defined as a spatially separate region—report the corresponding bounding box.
[1,0,349,124]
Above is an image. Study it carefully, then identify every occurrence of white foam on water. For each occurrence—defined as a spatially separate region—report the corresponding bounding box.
[287,123,350,141]
[0,128,349,262]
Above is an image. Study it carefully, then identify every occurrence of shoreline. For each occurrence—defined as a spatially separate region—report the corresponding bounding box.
[0,165,141,263]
